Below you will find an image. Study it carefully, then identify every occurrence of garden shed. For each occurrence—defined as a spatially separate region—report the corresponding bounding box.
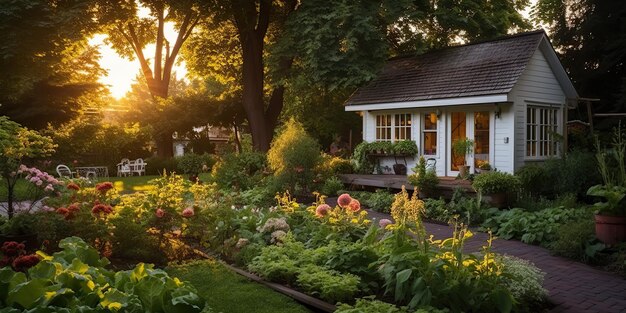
[345,30,578,176]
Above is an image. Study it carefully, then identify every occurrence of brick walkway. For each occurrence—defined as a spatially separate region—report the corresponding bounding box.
[364,209,626,313]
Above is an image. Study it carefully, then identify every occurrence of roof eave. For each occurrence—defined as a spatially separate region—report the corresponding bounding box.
[538,36,579,99]
[344,94,509,112]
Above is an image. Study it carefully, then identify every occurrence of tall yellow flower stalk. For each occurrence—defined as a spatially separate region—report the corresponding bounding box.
[390,186,425,239]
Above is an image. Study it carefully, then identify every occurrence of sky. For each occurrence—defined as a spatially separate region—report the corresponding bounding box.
[93,1,539,99]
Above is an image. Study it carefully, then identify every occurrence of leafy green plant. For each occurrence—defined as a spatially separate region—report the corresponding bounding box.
[296,265,360,303]
[586,185,626,216]
[176,153,215,174]
[336,297,412,313]
[393,140,418,155]
[212,151,267,190]
[0,237,205,312]
[451,138,473,166]
[351,141,374,174]
[483,207,593,245]
[321,176,344,196]
[472,171,520,194]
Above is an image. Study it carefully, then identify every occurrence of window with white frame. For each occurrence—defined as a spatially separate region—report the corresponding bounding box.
[526,106,559,158]
[375,113,412,142]
[394,114,412,140]
[375,114,392,141]
[423,112,437,155]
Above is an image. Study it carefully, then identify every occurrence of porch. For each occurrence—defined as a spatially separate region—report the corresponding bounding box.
[338,174,474,197]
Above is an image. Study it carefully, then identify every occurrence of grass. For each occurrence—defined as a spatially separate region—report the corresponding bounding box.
[166,260,313,313]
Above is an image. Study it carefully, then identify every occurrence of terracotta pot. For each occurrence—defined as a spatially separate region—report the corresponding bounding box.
[485,192,507,208]
[594,214,626,245]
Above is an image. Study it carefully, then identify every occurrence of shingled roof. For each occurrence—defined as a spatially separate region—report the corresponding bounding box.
[345,30,547,106]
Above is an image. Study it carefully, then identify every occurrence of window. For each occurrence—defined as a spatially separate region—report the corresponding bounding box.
[375,114,392,141]
[395,114,412,140]
[375,113,412,142]
[526,106,559,158]
[423,112,437,155]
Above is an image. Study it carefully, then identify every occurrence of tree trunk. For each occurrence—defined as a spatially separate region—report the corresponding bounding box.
[241,31,273,152]
[155,133,174,158]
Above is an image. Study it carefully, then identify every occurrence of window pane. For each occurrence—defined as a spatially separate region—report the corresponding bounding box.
[424,132,437,155]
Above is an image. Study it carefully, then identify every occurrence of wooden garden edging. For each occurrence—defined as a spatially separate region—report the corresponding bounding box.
[191,248,337,312]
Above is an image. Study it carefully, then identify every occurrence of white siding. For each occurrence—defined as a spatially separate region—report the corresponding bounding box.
[509,48,566,172]
[493,105,515,174]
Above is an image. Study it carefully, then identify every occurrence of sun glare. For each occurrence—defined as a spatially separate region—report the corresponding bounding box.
[89,22,188,99]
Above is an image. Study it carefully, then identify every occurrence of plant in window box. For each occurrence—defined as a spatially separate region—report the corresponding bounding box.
[452,138,474,178]
[586,126,626,244]
[472,171,520,208]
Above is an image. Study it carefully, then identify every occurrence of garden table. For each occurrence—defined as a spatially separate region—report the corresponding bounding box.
[75,166,109,179]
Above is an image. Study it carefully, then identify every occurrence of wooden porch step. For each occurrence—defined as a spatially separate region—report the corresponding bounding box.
[338,174,474,194]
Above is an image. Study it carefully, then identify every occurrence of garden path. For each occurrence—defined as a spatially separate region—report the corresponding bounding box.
[326,198,626,313]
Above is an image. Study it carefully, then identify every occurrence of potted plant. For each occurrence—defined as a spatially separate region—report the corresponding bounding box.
[476,160,492,173]
[452,138,474,178]
[408,156,440,198]
[587,126,626,244]
[472,171,520,208]
[392,140,418,175]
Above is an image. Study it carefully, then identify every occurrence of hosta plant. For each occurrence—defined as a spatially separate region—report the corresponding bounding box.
[0,237,206,312]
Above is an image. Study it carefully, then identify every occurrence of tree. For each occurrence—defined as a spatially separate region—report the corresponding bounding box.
[0,0,103,128]
[98,0,205,157]
[533,0,626,122]
[0,117,56,218]
[192,0,529,152]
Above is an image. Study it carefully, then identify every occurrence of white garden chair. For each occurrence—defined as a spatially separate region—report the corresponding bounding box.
[132,158,147,176]
[116,159,131,177]
[56,164,76,178]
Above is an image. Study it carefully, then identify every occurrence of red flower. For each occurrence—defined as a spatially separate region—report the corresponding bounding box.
[91,203,113,216]
[347,199,361,212]
[337,193,352,208]
[95,182,114,193]
[0,256,11,267]
[1,241,25,256]
[12,254,40,272]
[67,183,80,191]
[156,208,165,218]
[56,207,69,215]
[315,204,331,217]
[67,203,80,212]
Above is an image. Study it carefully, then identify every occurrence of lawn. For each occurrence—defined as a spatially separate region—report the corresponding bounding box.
[0,173,213,201]
[167,260,313,313]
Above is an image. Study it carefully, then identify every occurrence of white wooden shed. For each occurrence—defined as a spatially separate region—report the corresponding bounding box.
[345,30,578,176]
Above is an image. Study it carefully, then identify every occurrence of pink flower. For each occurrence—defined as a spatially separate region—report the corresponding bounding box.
[182,207,195,217]
[44,184,54,192]
[337,193,352,208]
[35,180,43,186]
[156,208,165,218]
[379,219,393,229]
[315,204,331,217]
[347,199,361,212]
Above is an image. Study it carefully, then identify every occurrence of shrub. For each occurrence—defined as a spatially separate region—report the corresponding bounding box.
[336,298,411,313]
[499,255,547,310]
[365,190,395,213]
[408,156,439,197]
[145,156,179,175]
[212,151,267,190]
[513,193,578,212]
[296,265,361,303]
[515,165,549,197]
[177,153,215,174]
[550,219,604,262]
[268,119,321,194]
[318,153,353,176]
[321,176,344,196]
[472,171,521,194]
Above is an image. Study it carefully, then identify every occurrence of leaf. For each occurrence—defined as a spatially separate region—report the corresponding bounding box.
[394,269,412,301]
[7,279,46,309]
[492,289,513,313]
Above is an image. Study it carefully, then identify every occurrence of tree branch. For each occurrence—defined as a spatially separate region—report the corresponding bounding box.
[125,23,154,82]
